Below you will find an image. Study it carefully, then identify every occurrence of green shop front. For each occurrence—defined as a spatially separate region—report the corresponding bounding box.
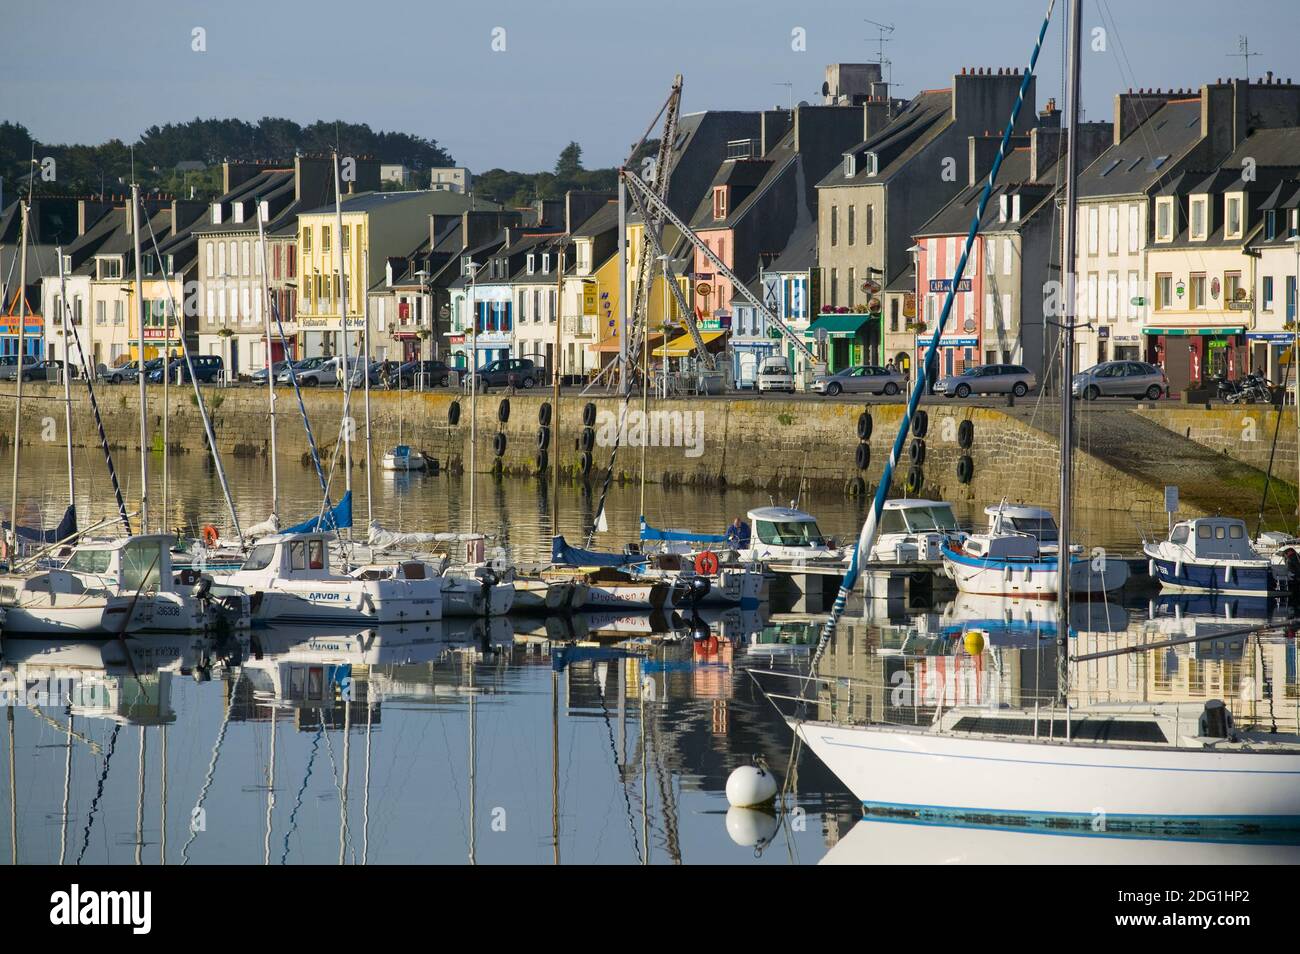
[1143,325,1246,394]
[804,312,877,371]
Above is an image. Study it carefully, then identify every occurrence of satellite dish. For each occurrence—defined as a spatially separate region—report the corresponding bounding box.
[821,81,830,96]
[797,100,810,108]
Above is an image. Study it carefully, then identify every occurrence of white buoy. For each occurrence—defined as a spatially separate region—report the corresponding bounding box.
[725,806,780,848]
[726,763,778,808]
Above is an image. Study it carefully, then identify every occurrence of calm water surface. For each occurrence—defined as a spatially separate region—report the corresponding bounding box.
[3,445,1298,863]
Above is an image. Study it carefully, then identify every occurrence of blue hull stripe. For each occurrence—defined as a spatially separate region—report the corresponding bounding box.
[1151,557,1271,593]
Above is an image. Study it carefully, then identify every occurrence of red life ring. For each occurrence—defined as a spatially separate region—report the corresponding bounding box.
[201,525,219,547]
[694,550,719,575]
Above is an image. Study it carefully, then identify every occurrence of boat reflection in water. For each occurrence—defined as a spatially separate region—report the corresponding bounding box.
[821,817,1300,865]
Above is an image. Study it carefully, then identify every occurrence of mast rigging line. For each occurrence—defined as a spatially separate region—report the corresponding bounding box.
[801,0,1059,685]
[140,210,244,546]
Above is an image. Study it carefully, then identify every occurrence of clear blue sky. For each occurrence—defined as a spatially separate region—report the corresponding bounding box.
[2,0,1296,172]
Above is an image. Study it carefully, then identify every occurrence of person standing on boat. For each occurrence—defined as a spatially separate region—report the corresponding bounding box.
[726,517,750,549]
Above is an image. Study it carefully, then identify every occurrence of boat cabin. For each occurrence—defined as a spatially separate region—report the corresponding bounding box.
[1166,518,1259,561]
[236,532,336,582]
[746,507,836,559]
[59,534,179,593]
[881,499,960,535]
[985,504,1058,543]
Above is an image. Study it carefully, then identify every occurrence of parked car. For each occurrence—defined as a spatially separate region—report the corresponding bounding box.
[278,356,338,387]
[98,361,139,384]
[148,355,224,384]
[755,356,796,394]
[0,358,68,382]
[347,358,397,389]
[251,360,292,384]
[389,359,451,388]
[811,365,905,397]
[1072,360,1167,400]
[938,363,1036,398]
[465,357,541,390]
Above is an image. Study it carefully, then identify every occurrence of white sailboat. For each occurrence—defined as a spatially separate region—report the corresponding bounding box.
[771,0,1300,835]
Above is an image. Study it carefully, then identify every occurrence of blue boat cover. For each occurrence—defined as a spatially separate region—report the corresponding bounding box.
[284,491,353,534]
[5,504,77,545]
[551,534,641,568]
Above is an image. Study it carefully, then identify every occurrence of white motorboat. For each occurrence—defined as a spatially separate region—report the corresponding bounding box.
[941,525,1128,598]
[1144,516,1289,595]
[381,444,435,472]
[212,531,443,625]
[439,564,516,617]
[737,507,845,565]
[0,534,216,635]
[869,499,963,565]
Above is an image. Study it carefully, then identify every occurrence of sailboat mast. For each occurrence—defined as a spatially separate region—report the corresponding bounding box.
[6,200,29,556]
[256,205,280,523]
[131,184,150,533]
[1058,0,1082,610]
[332,153,353,538]
[56,247,75,511]
[161,257,170,532]
[551,245,564,532]
[468,262,478,537]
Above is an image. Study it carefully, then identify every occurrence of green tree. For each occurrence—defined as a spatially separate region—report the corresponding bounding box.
[555,142,583,178]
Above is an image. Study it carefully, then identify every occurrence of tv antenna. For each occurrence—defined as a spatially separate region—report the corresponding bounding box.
[773,81,794,110]
[864,18,895,89]
[1227,35,1260,79]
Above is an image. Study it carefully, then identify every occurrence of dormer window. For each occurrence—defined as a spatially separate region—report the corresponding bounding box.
[1265,210,1278,240]
[1155,197,1175,242]
[233,203,245,224]
[97,257,122,281]
[211,203,222,225]
[260,200,270,224]
[1012,194,1021,221]
[999,194,1008,223]
[541,253,551,273]
[1291,209,1300,237]
[1190,196,1208,241]
[843,153,856,178]
[864,152,879,176]
[527,253,535,274]
[713,186,728,220]
[1225,194,1243,239]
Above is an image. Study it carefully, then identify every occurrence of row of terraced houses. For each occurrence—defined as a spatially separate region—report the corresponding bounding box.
[3,63,1299,395]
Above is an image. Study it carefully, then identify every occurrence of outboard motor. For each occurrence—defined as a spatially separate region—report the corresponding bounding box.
[686,575,712,604]
[1199,699,1235,740]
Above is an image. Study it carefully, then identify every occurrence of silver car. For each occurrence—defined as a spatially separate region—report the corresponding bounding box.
[1072,360,1166,400]
[938,363,1036,398]
[812,365,906,397]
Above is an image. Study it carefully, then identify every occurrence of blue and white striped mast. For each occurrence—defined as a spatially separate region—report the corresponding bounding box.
[807,0,1060,674]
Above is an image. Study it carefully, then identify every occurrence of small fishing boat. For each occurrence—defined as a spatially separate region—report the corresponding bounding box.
[548,535,686,610]
[439,564,516,617]
[736,507,845,565]
[510,576,588,613]
[869,499,963,564]
[635,519,768,608]
[381,444,435,472]
[212,531,443,625]
[941,530,1128,597]
[1144,516,1290,595]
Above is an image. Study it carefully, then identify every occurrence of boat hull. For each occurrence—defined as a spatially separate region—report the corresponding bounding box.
[796,719,1300,831]
[1145,550,1276,595]
[941,544,1128,597]
[220,579,442,625]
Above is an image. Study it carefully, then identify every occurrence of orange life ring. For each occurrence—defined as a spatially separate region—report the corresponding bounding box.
[694,550,719,576]
[201,525,219,547]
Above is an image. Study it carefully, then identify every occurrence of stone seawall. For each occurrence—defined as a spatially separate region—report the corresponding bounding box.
[0,383,1243,517]
[1136,405,1298,490]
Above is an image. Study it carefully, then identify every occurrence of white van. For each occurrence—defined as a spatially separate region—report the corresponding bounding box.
[756,355,795,394]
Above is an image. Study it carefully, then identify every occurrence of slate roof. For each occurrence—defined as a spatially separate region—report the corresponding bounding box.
[817,89,953,188]
[1077,99,1202,198]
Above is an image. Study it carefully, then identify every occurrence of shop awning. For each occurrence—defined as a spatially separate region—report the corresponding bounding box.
[804,314,871,338]
[652,330,727,358]
[592,332,666,353]
[1142,326,1245,336]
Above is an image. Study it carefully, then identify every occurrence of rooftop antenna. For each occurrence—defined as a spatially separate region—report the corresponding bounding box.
[773,82,794,110]
[1227,35,1261,80]
[864,18,895,90]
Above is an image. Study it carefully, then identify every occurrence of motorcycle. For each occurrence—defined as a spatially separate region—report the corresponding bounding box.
[1218,372,1272,404]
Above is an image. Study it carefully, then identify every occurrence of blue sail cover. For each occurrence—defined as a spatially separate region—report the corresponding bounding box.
[639,517,729,544]
[551,534,641,568]
[283,491,352,534]
[5,504,77,544]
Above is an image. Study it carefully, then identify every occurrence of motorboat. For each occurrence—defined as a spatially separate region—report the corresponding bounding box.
[211,531,443,625]
[869,499,964,565]
[381,444,435,472]
[737,507,845,565]
[1144,516,1289,595]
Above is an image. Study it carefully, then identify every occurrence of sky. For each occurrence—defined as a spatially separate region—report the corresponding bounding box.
[2,0,1297,173]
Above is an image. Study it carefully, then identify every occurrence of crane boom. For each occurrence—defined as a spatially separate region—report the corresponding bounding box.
[621,169,818,366]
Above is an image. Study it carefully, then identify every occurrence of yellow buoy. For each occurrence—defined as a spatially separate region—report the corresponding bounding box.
[963,629,986,656]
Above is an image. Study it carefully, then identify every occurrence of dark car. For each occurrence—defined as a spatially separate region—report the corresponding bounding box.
[389,359,451,388]
[465,357,542,390]
[148,355,224,384]
[1,358,69,382]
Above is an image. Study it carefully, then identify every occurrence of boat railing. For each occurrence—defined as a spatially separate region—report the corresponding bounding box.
[745,664,1065,731]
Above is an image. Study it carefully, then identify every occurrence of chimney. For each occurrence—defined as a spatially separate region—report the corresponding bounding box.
[1112,89,1174,145]
[761,109,794,155]
[1038,97,1061,127]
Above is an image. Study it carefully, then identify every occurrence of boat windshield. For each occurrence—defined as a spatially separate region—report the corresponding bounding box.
[1006,516,1058,543]
[120,540,164,590]
[903,505,959,532]
[755,519,826,547]
[63,548,112,575]
[242,544,277,571]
